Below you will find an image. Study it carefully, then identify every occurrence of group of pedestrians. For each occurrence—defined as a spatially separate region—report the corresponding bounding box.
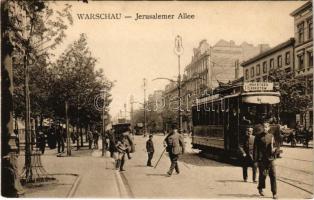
[105,129,134,172]
[239,119,279,199]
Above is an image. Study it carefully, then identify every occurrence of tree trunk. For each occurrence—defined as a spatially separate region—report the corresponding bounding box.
[80,127,83,147]
[1,2,24,196]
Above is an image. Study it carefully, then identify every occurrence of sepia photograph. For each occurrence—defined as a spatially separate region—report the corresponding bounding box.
[1,0,313,199]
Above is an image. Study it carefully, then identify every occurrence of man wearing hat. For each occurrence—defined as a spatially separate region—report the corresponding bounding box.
[163,124,185,176]
[253,123,278,199]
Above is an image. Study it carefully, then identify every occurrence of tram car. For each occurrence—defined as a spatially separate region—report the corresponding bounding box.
[112,122,135,152]
[191,82,281,159]
[112,123,131,138]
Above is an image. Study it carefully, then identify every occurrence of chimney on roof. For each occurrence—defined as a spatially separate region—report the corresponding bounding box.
[258,44,270,53]
[234,59,240,79]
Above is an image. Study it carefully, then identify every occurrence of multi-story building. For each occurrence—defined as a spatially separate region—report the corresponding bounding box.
[211,40,269,85]
[241,38,295,82]
[290,1,313,128]
[241,1,313,129]
[174,39,268,131]
[184,39,269,97]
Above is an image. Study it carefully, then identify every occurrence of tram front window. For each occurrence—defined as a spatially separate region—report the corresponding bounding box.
[242,103,279,124]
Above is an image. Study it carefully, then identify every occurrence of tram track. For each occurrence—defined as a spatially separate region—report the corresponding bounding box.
[276,164,313,175]
[277,177,313,194]
[119,171,135,198]
[193,150,313,195]
[110,157,134,198]
[282,156,313,163]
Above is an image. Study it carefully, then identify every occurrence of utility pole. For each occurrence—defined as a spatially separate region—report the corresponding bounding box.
[24,52,32,178]
[130,95,134,128]
[124,103,127,119]
[143,78,147,137]
[101,89,106,157]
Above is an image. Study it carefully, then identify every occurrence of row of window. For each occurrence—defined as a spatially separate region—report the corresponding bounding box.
[187,58,209,79]
[297,18,313,44]
[192,102,225,126]
[252,67,292,82]
[245,51,291,80]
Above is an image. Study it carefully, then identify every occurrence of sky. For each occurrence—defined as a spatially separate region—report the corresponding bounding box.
[51,1,304,120]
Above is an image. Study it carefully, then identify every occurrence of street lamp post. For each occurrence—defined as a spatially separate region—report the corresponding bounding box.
[65,101,71,156]
[174,35,184,133]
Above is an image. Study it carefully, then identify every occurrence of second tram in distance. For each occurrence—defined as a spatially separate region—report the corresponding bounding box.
[191,82,281,159]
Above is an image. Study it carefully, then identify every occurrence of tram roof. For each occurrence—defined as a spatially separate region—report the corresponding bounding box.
[195,91,280,105]
[195,82,279,105]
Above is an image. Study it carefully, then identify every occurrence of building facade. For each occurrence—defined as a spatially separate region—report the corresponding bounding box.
[241,38,295,82]
[211,40,269,85]
[241,1,313,129]
[184,39,269,96]
[176,39,269,131]
[290,1,313,128]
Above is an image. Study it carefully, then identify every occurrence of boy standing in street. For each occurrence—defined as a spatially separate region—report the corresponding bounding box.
[146,134,154,167]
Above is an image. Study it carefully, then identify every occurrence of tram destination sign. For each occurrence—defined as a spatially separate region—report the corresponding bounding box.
[243,82,273,92]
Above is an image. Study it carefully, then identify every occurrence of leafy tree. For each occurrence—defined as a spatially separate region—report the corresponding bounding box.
[11,0,73,124]
[268,69,312,114]
[1,1,25,196]
[50,33,113,131]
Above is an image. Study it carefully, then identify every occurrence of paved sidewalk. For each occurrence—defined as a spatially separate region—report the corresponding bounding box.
[17,144,121,198]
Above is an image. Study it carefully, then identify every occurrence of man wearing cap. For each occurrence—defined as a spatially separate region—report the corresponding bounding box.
[146,134,154,167]
[239,127,257,183]
[163,124,185,176]
[253,123,278,199]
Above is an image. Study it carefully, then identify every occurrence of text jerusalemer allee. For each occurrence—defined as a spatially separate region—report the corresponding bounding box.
[77,13,195,20]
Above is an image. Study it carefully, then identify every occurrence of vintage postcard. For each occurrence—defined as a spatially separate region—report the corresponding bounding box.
[1,0,313,199]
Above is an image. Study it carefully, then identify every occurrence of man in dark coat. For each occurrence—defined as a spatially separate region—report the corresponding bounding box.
[253,124,278,199]
[146,134,154,167]
[163,124,185,176]
[37,128,46,154]
[56,126,65,154]
[239,127,257,182]
[93,130,99,149]
[108,130,116,158]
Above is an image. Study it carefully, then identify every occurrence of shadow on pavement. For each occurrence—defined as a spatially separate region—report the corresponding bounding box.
[146,173,168,177]
[218,193,260,198]
[179,152,230,167]
[133,164,149,168]
[216,179,246,183]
